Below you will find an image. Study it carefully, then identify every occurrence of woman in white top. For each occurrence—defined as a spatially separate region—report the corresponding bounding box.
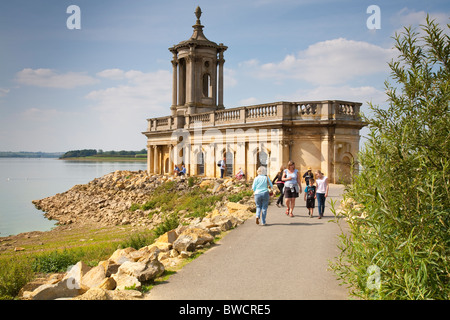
[282,160,302,217]
[315,170,329,219]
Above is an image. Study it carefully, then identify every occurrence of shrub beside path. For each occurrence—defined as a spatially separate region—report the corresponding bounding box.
[145,184,348,300]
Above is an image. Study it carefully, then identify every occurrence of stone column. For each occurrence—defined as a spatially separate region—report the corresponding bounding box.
[153,146,159,175]
[269,129,283,176]
[179,59,186,106]
[218,50,225,108]
[320,132,335,183]
[188,46,196,108]
[169,144,174,173]
[171,53,178,115]
[147,145,153,175]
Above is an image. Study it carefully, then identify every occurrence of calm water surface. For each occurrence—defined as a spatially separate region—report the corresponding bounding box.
[0,158,147,237]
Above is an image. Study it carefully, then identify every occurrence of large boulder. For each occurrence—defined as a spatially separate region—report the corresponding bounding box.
[173,227,214,252]
[108,247,137,265]
[24,261,91,300]
[120,258,163,282]
[73,287,143,300]
[80,265,107,291]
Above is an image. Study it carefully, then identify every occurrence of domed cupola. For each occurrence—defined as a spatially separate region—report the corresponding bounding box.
[169,6,228,116]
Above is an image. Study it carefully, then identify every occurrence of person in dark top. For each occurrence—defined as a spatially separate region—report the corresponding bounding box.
[272,166,285,207]
[303,167,314,186]
[304,178,316,218]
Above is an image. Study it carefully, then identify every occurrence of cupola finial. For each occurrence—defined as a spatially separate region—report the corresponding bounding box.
[195,6,202,24]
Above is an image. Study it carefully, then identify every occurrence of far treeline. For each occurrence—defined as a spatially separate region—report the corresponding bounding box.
[0,151,64,158]
[59,149,147,159]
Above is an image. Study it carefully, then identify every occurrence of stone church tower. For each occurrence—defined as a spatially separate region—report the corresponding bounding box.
[169,6,227,117]
[143,7,366,184]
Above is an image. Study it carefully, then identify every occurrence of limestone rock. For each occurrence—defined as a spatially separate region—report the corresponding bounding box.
[108,247,136,265]
[98,277,116,290]
[173,227,214,252]
[107,289,143,300]
[80,265,107,290]
[155,230,178,244]
[111,272,141,291]
[117,260,163,282]
[73,287,143,300]
[173,235,196,252]
[226,202,250,213]
[98,260,120,277]
[72,287,109,300]
[211,215,233,231]
[27,261,90,300]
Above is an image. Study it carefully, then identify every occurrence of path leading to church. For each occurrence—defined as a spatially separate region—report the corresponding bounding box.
[145,184,349,300]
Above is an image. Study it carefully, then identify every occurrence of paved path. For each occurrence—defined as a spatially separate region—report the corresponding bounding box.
[146,184,348,300]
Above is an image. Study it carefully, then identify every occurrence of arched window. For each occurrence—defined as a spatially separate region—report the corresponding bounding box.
[257,151,268,168]
[197,151,205,176]
[226,151,234,177]
[203,74,212,97]
[256,150,269,176]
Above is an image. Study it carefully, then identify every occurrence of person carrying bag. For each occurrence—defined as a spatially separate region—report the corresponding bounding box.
[252,166,273,226]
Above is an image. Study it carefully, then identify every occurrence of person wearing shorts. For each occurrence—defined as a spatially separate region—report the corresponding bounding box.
[282,160,302,217]
[304,178,316,217]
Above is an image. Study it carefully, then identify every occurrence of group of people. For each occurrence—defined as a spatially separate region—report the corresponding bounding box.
[173,164,187,176]
[252,161,329,226]
[218,157,245,181]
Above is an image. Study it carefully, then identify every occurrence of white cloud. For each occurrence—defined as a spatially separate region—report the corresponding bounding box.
[0,88,10,97]
[394,8,449,29]
[224,68,238,88]
[87,69,171,110]
[392,8,450,36]
[245,38,396,86]
[288,85,387,106]
[15,68,99,89]
[20,108,64,122]
[85,69,172,148]
[96,69,127,80]
[239,97,261,106]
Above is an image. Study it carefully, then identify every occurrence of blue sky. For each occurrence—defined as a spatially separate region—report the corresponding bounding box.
[0,0,448,152]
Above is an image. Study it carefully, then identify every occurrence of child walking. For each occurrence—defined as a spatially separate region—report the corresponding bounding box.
[304,178,316,218]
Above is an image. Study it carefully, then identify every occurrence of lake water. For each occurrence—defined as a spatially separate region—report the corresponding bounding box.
[0,158,147,237]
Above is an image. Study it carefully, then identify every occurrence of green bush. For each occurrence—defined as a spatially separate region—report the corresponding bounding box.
[0,258,34,300]
[228,190,253,203]
[119,232,156,250]
[129,203,141,211]
[154,214,180,238]
[331,17,449,300]
[31,249,81,274]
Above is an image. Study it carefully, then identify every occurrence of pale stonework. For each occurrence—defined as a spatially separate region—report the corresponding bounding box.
[142,7,365,184]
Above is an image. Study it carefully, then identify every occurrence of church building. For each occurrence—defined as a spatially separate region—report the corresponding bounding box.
[142,7,365,183]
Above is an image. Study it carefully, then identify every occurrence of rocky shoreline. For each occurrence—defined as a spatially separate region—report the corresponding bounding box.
[32,170,254,228]
[20,170,258,300]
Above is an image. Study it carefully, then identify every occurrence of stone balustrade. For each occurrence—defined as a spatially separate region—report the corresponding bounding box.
[146,100,362,132]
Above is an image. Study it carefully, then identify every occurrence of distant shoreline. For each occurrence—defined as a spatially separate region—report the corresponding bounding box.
[0,151,63,158]
[60,156,147,162]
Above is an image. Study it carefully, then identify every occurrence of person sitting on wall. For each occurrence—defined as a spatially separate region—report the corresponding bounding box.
[235,167,245,180]
[174,165,180,176]
[178,164,186,176]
